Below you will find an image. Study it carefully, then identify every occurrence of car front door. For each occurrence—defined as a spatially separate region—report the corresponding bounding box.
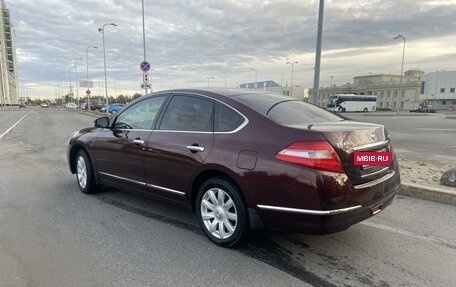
[94,95,168,192]
[144,94,214,201]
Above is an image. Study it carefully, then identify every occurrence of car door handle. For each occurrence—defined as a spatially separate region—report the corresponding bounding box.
[133,139,145,145]
[186,145,205,152]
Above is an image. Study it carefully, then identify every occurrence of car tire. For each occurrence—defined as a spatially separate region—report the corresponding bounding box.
[363,107,368,112]
[196,178,248,247]
[75,150,100,194]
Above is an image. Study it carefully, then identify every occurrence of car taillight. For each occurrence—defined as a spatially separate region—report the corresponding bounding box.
[275,141,345,173]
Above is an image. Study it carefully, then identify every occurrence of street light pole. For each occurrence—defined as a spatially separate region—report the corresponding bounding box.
[99,22,117,113]
[222,71,227,88]
[74,58,83,107]
[141,0,148,95]
[281,72,284,95]
[206,77,213,87]
[86,45,97,110]
[250,68,257,89]
[68,65,73,104]
[330,75,333,95]
[394,34,405,113]
[312,0,325,105]
[286,61,298,97]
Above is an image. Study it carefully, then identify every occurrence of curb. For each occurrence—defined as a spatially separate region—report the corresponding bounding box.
[398,182,456,206]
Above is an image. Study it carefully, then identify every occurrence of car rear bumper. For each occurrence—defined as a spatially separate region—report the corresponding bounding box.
[256,190,396,234]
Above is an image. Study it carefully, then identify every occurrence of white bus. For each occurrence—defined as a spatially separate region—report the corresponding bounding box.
[326,94,377,113]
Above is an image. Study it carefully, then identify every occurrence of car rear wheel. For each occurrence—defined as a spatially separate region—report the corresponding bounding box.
[76,150,99,194]
[363,107,368,112]
[196,178,248,247]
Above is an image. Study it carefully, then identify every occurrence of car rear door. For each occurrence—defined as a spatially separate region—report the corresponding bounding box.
[94,95,168,192]
[144,94,214,201]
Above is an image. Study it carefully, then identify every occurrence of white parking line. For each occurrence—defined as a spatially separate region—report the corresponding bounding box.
[415,128,456,132]
[0,112,29,140]
[361,220,456,248]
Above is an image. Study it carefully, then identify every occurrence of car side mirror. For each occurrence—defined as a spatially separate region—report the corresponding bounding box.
[94,117,110,128]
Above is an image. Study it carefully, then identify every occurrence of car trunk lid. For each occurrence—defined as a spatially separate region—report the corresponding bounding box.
[289,120,393,185]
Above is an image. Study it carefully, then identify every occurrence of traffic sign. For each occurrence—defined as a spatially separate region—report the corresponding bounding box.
[86,90,91,95]
[140,60,151,73]
[143,73,149,83]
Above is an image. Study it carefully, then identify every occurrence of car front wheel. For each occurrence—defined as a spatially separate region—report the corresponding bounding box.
[76,150,99,194]
[196,178,248,247]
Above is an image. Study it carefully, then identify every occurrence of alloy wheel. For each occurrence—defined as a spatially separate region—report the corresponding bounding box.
[76,155,88,189]
[200,187,238,240]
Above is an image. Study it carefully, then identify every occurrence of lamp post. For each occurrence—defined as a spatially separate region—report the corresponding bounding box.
[206,77,213,87]
[99,22,117,113]
[281,72,284,95]
[74,58,83,107]
[141,0,149,94]
[221,71,227,88]
[286,61,298,97]
[250,68,257,89]
[68,65,74,104]
[394,34,405,113]
[86,45,97,110]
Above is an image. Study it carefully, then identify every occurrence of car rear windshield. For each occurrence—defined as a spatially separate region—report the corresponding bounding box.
[234,93,343,125]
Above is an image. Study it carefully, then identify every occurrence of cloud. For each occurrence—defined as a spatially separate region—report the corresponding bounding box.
[5,0,456,98]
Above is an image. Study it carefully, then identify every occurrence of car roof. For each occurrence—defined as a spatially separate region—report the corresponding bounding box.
[152,88,299,115]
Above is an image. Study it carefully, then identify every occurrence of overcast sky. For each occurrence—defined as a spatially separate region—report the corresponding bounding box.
[6,0,456,99]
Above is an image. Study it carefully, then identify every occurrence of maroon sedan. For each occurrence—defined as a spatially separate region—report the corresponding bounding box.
[68,88,400,247]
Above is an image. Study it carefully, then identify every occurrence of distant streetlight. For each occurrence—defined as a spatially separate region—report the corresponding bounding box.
[281,72,284,95]
[98,22,117,113]
[286,61,298,97]
[250,68,257,89]
[394,34,405,113]
[74,58,83,107]
[86,46,97,110]
[206,77,214,87]
[141,0,148,95]
[221,71,227,88]
[68,65,74,103]
[330,75,333,95]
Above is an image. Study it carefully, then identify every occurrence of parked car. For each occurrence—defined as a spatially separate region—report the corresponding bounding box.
[64,102,78,109]
[108,103,125,114]
[40,103,49,108]
[418,105,436,113]
[409,106,420,112]
[100,103,126,114]
[67,88,400,247]
[84,101,105,111]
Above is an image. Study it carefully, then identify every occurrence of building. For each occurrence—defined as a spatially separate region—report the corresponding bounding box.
[420,70,456,109]
[240,80,307,100]
[0,0,19,106]
[310,70,423,110]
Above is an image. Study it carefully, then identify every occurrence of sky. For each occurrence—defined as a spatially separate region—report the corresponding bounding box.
[5,0,456,99]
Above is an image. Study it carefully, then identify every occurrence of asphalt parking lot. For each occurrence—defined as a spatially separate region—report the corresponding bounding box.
[0,108,455,287]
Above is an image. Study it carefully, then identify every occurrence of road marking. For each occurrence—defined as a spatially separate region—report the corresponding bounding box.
[361,220,456,248]
[415,128,456,132]
[0,112,29,140]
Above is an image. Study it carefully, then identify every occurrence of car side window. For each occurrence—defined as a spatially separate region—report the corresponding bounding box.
[214,102,245,132]
[159,95,213,132]
[114,96,166,130]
